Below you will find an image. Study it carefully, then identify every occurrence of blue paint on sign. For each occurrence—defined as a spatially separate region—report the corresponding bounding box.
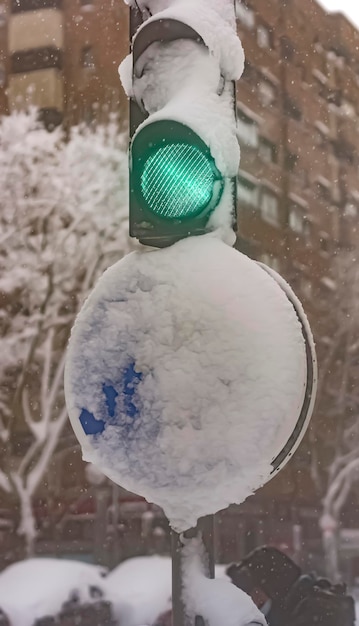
[79,361,143,437]
[80,408,105,435]
[123,363,142,420]
[103,384,118,418]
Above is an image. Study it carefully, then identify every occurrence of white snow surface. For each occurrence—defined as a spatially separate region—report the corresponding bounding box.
[0,555,230,626]
[0,558,107,626]
[182,538,267,626]
[65,235,307,531]
[106,556,172,626]
[107,555,229,626]
[122,0,243,81]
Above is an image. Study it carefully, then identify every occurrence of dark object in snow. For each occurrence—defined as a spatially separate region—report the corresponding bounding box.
[33,600,115,626]
[227,547,301,603]
[0,609,10,626]
[227,546,355,626]
[34,618,57,626]
[89,585,104,600]
[59,600,115,626]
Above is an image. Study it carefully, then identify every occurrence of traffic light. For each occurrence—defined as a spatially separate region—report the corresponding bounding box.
[121,1,244,247]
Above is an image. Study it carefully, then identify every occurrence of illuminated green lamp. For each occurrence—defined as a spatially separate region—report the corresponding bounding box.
[131,120,224,222]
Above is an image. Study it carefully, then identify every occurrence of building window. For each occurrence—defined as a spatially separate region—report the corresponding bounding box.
[257,24,272,49]
[260,252,280,273]
[235,1,255,29]
[332,138,355,165]
[237,109,258,147]
[261,190,279,226]
[319,233,330,254]
[285,151,298,172]
[301,277,313,299]
[0,63,5,87]
[341,99,356,118]
[258,79,277,106]
[314,122,329,148]
[289,204,304,234]
[344,202,358,218]
[12,48,63,74]
[81,45,95,69]
[315,180,331,202]
[284,95,302,121]
[259,137,277,164]
[10,0,61,12]
[280,36,295,62]
[237,174,258,207]
[303,220,312,243]
[242,61,256,82]
[0,5,6,27]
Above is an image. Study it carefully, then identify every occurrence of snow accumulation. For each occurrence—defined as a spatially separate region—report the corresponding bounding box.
[0,558,107,626]
[0,555,231,626]
[106,554,230,626]
[119,0,244,235]
[182,538,267,626]
[122,0,243,81]
[65,234,307,531]
[106,556,172,626]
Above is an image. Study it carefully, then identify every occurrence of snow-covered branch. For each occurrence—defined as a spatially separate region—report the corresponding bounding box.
[0,469,11,494]
[0,109,131,554]
[311,250,359,579]
[28,408,68,495]
[323,457,359,516]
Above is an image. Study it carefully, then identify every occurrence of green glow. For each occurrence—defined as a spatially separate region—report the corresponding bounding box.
[140,143,216,220]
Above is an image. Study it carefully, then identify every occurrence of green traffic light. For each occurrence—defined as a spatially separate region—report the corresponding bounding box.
[141,143,216,220]
[131,121,224,222]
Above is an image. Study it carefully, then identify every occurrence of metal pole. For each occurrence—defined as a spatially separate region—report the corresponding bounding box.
[94,488,108,565]
[111,483,121,566]
[171,515,215,626]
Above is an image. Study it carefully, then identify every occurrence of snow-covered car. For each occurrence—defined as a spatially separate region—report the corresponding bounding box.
[105,556,172,626]
[105,554,231,626]
[0,558,108,626]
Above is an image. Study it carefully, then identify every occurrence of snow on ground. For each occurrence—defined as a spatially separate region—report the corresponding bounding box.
[0,558,108,626]
[0,555,230,626]
[65,235,307,531]
[106,555,229,626]
[106,556,172,626]
[182,537,267,626]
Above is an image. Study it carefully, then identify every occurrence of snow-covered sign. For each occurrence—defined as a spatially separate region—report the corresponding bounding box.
[65,235,316,531]
[0,558,107,626]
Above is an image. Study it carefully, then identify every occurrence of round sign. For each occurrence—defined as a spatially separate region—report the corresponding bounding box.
[64,235,316,531]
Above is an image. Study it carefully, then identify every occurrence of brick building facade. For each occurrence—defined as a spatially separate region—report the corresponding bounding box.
[0,0,128,126]
[0,0,359,576]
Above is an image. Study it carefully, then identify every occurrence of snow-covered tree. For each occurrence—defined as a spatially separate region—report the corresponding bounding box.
[0,109,131,556]
[309,249,359,580]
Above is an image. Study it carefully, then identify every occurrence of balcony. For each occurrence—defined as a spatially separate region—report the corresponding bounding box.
[11,47,63,73]
[10,0,62,13]
[9,8,63,53]
[8,68,63,112]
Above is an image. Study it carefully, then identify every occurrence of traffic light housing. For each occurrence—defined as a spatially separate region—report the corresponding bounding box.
[122,3,244,247]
